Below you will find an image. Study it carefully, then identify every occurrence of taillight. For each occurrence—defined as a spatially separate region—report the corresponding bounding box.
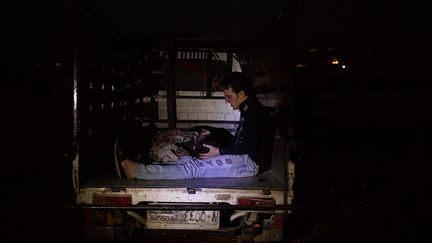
[238,198,275,206]
[92,194,132,205]
[84,194,132,227]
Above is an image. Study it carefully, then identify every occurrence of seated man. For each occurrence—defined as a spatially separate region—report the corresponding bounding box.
[119,72,275,179]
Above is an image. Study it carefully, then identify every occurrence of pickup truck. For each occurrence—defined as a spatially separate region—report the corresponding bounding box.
[72,9,297,242]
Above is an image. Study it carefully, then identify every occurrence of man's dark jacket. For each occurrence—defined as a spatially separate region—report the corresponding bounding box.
[219,96,275,173]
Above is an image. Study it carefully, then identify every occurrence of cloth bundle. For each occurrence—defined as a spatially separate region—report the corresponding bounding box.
[149,126,234,162]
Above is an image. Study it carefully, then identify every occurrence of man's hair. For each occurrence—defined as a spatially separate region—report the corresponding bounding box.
[220,72,256,97]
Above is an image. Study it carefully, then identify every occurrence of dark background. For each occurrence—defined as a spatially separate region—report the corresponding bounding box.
[2,0,431,242]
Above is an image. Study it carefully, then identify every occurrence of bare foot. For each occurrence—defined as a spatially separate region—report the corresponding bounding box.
[121,159,136,179]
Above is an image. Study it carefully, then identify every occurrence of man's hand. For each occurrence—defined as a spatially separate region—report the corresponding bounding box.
[198,144,220,159]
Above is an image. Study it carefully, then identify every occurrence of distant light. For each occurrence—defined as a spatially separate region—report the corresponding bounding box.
[342,65,346,69]
[295,63,306,68]
[308,48,318,52]
[331,58,339,65]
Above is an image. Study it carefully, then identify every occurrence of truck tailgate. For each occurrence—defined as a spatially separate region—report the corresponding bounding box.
[81,170,285,190]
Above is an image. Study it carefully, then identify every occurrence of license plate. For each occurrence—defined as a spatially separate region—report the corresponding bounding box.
[146,210,220,230]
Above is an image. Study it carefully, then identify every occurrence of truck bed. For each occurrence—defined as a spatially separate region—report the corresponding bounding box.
[81,170,286,191]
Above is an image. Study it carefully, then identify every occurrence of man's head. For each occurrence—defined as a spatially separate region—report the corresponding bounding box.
[220,72,256,110]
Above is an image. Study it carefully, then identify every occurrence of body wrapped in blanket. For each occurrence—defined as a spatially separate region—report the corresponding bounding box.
[114,125,254,180]
[149,126,234,163]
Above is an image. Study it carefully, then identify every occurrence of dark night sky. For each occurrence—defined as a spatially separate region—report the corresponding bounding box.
[296,0,431,50]
[76,0,432,51]
[80,0,289,40]
[3,0,431,57]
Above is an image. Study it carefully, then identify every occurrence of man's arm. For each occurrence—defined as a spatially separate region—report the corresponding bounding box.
[219,108,261,155]
[198,144,220,159]
[197,115,261,159]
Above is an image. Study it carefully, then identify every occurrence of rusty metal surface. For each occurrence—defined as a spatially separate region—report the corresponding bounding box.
[67,203,300,211]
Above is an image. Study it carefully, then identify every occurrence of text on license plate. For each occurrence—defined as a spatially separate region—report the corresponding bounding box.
[146,210,220,230]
